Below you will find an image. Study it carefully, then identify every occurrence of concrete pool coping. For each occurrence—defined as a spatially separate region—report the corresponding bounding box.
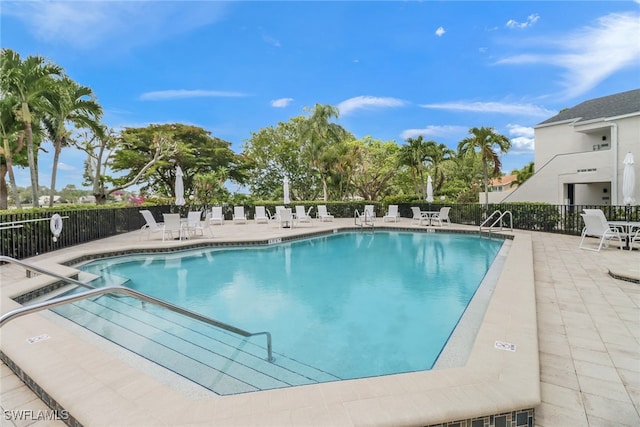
[0,220,539,426]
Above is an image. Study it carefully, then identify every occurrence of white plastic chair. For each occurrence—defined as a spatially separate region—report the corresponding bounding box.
[295,205,313,224]
[383,205,400,222]
[139,210,163,240]
[254,206,270,224]
[430,207,451,226]
[410,207,426,225]
[185,211,206,237]
[279,208,294,228]
[579,213,623,252]
[162,213,184,241]
[364,205,376,219]
[233,206,247,224]
[317,205,334,222]
[210,206,224,225]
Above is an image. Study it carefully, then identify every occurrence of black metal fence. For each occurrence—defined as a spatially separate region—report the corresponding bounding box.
[1,203,638,259]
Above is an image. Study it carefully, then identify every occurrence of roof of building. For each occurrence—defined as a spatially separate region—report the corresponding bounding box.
[490,174,518,186]
[537,88,640,126]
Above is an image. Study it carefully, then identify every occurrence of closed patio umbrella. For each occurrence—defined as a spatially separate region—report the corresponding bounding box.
[426,175,434,204]
[175,166,186,206]
[622,152,635,205]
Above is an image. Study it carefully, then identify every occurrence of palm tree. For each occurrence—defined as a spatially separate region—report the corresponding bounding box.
[424,141,455,193]
[0,49,62,207]
[398,136,430,199]
[511,161,535,188]
[298,104,344,201]
[0,94,25,209]
[42,77,103,207]
[457,126,511,209]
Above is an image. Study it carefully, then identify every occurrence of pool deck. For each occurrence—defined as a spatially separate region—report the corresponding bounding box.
[1,218,638,426]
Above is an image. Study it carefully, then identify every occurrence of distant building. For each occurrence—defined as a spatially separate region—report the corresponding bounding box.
[478,175,518,203]
[504,89,640,205]
[38,195,61,205]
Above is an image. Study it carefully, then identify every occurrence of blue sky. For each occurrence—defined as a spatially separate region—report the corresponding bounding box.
[2,1,639,191]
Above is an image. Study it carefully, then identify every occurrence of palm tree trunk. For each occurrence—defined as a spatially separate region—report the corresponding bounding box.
[49,138,62,207]
[483,160,489,211]
[25,119,39,208]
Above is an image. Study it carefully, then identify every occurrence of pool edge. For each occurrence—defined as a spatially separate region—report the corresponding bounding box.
[0,225,539,426]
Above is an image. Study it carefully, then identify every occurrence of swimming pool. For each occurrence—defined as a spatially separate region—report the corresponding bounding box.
[73,231,503,382]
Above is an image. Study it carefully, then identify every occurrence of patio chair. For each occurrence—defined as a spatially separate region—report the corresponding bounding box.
[430,207,451,226]
[295,205,313,224]
[579,213,623,252]
[233,206,247,224]
[210,206,224,225]
[254,206,270,224]
[629,227,640,251]
[162,213,185,241]
[140,210,163,240]
[364,205,376,220]
[383,205,400,222]
[410,207,426,225]
[279,207,294,228]
[186,211,204,237]
[317,205,334,222]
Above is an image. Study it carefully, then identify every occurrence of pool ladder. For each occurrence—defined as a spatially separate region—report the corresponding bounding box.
[0,256,275,362]
[480,210,513,234]
[354,209,375,229]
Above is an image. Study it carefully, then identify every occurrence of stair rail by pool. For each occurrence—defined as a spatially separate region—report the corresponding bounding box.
[0,278,275,363]
[0,255,95,289]
[480,210,513,233]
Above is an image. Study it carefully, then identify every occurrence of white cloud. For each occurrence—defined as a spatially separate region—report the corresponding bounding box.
[262,34,281,48]
[337,96,406,116]
[435,26,446,37]
[271,98,294,108]
[506,14,540,29]
[506,124,535,153]
[497,12,640,99]
[400,125,467,141]
[2,1,229,50]
[419,101,555,118]
[140,90,249,101]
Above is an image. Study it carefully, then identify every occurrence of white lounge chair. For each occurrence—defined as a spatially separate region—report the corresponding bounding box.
[140,210,163,240]
[254,206,270,224]
[364,204,376,220]
[279,207,294,228]
[295,205,313,224]
[210,206,224,225]
[579,213,623,252]
[162,213,185,241]
[430,207,451,226]
[383,205,400,222]
[233,206,247,224]
[317,205,334,222]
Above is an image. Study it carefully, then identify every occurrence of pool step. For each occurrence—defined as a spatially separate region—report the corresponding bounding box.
[52,293,340,395]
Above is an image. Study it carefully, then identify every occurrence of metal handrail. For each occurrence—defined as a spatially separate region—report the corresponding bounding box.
[354,209,374,227]
[480,210,513,232]
[0,257,275,362]
[0,255,95,290]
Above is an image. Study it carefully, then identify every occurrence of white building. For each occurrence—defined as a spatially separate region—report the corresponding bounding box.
[478,174,518,204]
[504,89,640,206]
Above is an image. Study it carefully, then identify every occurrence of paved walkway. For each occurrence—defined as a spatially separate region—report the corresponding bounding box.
[1,220,639,426]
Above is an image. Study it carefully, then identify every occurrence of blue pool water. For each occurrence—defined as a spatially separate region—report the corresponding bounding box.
[78,231,503,380]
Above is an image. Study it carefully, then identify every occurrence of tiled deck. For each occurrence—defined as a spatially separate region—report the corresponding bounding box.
[1,218,638,426]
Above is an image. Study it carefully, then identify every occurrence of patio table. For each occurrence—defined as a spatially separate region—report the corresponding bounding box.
[608,220,640,250]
